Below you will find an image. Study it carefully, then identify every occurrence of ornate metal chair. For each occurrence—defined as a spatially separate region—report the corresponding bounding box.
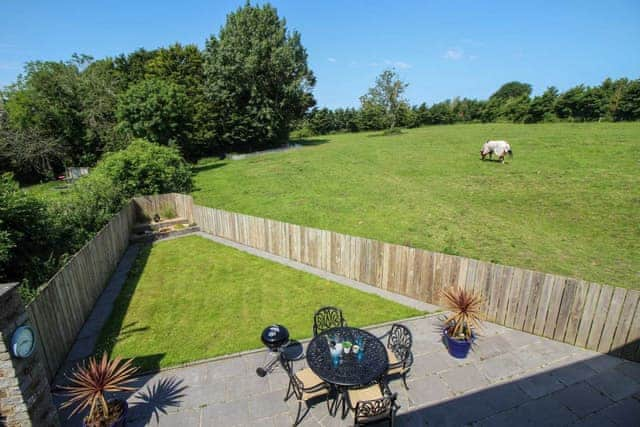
[280,353,333,426]
[313,306,346,336]
[380,324,413,389]
[346,380,399,426]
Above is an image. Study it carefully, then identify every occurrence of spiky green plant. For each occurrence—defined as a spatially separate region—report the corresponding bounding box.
[442,287,483,340]
[60,353,138,423]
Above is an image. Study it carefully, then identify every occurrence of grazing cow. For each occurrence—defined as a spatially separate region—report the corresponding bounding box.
[481,140,513,163]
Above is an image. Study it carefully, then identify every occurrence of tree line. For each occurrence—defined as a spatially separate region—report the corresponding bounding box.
[296,76,640,136]
[0,3,315,184]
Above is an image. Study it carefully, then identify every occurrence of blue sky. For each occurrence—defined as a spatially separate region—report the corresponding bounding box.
[1,0,639,108]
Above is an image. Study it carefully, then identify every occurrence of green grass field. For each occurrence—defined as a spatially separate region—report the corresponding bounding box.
[192,123,640,289]
[22,180,71,201]
[96,235,422,370]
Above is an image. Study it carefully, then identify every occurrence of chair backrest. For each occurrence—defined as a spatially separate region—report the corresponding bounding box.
[354,393,396,425]
[313,306,345,336]
[387,324,412,361]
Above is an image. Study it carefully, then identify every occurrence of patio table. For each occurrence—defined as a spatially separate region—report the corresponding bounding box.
[306,326,388,417]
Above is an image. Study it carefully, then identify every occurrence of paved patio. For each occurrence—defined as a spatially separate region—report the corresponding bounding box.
[55,313,640,426]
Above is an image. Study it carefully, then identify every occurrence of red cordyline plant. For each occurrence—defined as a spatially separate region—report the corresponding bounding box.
[60,353,138,424]
[442,287,484,340]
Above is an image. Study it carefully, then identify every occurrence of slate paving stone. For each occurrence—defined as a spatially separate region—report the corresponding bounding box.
[417,393,497,426]
[526,340,574,362]
[411,335,445,356]
[481,382,530,412]
[512,345,550,371]
[587,370,640,401]
[128,407,201,427]
[599,397,640,426]
[206,356,245,380]
[551,382,613,418]
[201,399,252,426]
[248,390,290,419]
[439,364,490,394]
[474,322,504,338]
[477,352,524,382]
[412,351,457,376]
[272,412,294,427]
[159,365,208,386]
[615,360,640,383]
[225,374,271,401]
[517,371,566,399]
[397,409,429,427]
[569,412,617,427]
[268,371,290,392]
[473,336,510,360]
[500,329,542,349]
[168,382,222,409]
[242,351,271,374]
[581,354,624,373]
[475,394,578,427]
[407,375,453,405]
[550,361,598,386]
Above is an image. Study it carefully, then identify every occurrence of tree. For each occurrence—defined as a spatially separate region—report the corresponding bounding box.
[483,81,532,122]
[500,95,531,122]
[3,59,85,171]
[116,79,196,159]
[555,85,603,121]
[358,101,388,130]
[489,81,532,101]
[526,86,558,123]
[0,126,66,179]
[360,69,409,130]
[79,58,125,156]
[112,48,158,88]
[615,79,640,121]
[203,3,316,152]
[145,43,219,156]
[307,108,335,135]
[429,101,455,124]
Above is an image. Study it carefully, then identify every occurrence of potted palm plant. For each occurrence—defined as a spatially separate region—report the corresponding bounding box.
[60,353,138,427]
[441,287,483,358]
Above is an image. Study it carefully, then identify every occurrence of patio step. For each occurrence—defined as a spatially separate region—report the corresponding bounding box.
[130,224,200,243]
[133,217,188,233]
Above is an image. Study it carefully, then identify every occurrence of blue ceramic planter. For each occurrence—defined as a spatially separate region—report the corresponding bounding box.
[443,327,474,358]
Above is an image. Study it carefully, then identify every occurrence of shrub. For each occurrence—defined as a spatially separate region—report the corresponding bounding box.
[0,173,58,287]
[93,139,192,198]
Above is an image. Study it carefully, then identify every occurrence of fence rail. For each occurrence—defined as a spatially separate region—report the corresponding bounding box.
[192,201,640,362]
[25,202,136,380]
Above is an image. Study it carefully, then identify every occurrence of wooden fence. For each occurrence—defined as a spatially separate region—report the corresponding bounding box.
[25,202,136,380]
[133,193,194,223]
[19,191,640,382]
[190,200,640,362]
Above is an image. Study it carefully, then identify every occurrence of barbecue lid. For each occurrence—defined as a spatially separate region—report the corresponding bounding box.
[261,324,289,345]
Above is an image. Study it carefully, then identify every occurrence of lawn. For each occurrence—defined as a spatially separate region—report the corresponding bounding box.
[97,235,423,370]
[22,180,71,201]
[192,123,640,289]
